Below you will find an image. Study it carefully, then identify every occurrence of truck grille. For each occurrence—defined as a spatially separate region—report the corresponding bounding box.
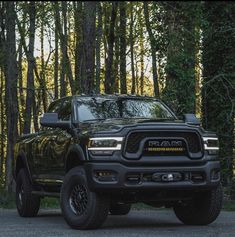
[124,130,202,157]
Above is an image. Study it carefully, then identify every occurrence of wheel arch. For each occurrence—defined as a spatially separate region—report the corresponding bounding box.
[65,144,86,173]
[14,150,32,183]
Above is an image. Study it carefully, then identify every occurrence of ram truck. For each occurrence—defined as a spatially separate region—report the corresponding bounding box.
[13,95,222,229]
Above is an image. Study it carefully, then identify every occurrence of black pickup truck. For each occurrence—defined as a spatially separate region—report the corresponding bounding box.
[13,95,222,230]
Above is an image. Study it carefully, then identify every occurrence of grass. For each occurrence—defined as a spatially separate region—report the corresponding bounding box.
[1,189,235,211]
[222,200,235,211]
[0,189,15,208]
[0,189,60,209]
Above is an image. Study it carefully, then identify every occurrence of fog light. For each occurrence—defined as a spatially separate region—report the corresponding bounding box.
[126,174,140,183]
[191,173,205,183]
[95,170,117,182]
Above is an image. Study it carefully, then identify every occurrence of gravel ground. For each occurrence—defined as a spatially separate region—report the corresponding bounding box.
[0,208,234,237]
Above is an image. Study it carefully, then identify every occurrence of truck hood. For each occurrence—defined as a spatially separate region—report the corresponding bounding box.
[79,118,204,136]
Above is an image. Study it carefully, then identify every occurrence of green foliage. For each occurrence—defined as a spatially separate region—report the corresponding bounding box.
[0,189,15,208]
[0,189,60,209]
[0,1,234,199]
[201,2,235,189]
[160,2,202,115]
[40,197,60,209]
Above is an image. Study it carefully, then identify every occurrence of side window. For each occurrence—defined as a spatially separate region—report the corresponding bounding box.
[58,99,72,121]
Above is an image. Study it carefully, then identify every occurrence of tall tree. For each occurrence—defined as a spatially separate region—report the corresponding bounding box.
[202,2,235,188]
[0,69,5,185]
[23,1,36,134]
[53,2,75,96]
[143,2,160,98]
[62,1,75,95]
[74,1,83,94]
[95,2,102,94]
[161,2,201,115]
[130,2,136,94]
[113,6,120,93]
[18,40,24,133]
[61,1,74,95]
[39,1,48,112]
[17,9,26,133]
[0,2,6,184]
[5,1,18,190]
[54,9,59,99]
[139,7,144,95]
[53,2,66,97]
[82,1,96,94]
[119,1,127,94]
[104,2,118,94]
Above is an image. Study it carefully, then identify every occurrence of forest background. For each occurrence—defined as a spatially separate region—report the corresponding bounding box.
[0,1,234,200]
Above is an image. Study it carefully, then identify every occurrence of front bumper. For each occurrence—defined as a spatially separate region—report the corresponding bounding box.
[84,161,220,192]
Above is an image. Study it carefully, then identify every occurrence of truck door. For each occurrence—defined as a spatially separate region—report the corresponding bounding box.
[33,99,63,181]
[44,98,72,178]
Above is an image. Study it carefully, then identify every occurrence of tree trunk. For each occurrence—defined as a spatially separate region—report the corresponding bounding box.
[130,2,135,94]
[18,41,24,134]
[0,69,5,184]
[0,1,6,71]
[74,1,83,94]
[61,1,75,95]
[40,2,48,112]
[113,4,119,93]
[95,2,102,94]
[33,92,39,132]
[83,1,96,94]
[54,10,59,99]
[54,2,66,97]
[139,8,144,95]
[119,1,127,94]
[143,2,160,98]
[5,1,18,191]
[53,2,75,96]
[23,1,36,134]
[105,2,118,94]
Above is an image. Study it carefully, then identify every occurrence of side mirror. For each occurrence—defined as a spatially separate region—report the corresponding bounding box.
[40,113,71,129]
[183,114,200,126]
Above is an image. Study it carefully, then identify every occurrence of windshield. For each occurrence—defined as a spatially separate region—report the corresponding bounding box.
[77,98,175,122]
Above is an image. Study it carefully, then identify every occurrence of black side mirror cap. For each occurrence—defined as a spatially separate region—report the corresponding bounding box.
[40,113,71,129]
[183,114,200,126]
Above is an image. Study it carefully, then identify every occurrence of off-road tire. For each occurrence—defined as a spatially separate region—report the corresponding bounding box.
[173,183,223,225]
[109,202,131,215]
[60,167,110,230]
[16,169,40,217]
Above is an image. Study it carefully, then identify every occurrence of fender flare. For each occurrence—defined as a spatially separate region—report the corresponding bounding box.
[64,144,86,171]
[14,150,33,183]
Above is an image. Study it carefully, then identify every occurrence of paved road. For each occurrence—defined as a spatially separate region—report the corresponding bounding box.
[0,208,234,237]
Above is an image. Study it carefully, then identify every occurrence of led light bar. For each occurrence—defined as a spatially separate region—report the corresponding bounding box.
[88,137,123,151]
[203,137,219,150]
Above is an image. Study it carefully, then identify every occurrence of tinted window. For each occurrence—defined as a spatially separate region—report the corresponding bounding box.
[122,99,173,118]
[58,99,72,121]
[77,98,174,122]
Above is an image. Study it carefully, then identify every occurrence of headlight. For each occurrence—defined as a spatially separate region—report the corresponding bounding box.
[88,137,123,152]
[203,137,219,154]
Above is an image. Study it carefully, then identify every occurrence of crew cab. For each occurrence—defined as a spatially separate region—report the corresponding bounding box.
[14,95,223,229]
